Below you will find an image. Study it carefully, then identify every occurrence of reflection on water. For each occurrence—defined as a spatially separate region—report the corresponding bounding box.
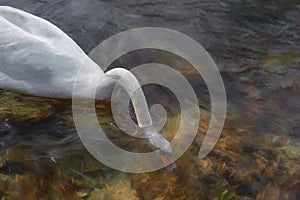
[0,0,300,199]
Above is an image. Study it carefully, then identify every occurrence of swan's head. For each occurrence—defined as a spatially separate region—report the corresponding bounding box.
[144,127,173,154]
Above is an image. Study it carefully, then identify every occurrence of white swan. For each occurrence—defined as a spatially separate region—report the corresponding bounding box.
[0,6,172,153]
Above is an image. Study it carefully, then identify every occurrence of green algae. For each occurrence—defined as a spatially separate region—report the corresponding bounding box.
[0,86,299,199]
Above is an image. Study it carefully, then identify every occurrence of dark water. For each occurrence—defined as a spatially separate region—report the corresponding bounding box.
[0,0,299,199]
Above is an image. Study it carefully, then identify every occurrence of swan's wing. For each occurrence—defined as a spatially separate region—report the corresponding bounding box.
[0,6,100,97]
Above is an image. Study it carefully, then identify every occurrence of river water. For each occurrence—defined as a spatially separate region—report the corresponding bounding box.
[0,0,299,199]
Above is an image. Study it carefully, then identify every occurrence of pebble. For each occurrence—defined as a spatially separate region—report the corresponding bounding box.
[272,135,290,148]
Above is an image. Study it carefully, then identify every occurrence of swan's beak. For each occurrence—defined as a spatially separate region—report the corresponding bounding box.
[148,133,173,154]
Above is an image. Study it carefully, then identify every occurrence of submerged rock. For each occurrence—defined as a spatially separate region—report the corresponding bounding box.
[272,135,291,148]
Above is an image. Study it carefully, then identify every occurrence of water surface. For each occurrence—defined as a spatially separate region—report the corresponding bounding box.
[0,0,299,199]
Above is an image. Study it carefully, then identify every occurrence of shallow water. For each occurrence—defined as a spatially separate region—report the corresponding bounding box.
[0,0,299,199]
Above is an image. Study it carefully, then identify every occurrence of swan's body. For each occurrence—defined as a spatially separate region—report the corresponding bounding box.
[0,6,172,154]
[0,6,93,98]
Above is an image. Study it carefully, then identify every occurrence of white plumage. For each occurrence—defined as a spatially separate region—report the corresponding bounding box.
[0,6,172,154]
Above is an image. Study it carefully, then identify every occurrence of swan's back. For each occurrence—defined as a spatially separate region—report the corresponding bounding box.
[0,6,100,98]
